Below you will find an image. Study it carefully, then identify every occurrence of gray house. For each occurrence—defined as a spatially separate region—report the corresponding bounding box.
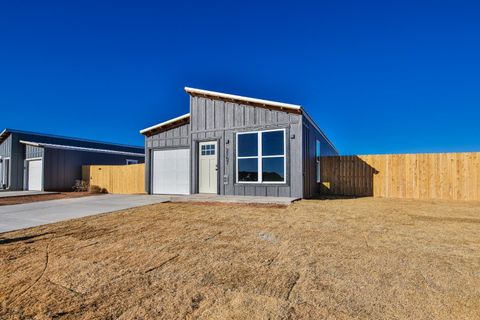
[0,129,144,191]
[141,87,338,198]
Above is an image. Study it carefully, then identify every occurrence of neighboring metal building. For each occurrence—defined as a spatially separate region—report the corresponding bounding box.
[141,87,338,199]
[0,129,144,191]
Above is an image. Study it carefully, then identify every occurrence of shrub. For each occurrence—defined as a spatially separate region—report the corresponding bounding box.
[89,185,108,194]
[73,180,89,192]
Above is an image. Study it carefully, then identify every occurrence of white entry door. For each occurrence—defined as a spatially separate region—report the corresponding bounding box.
[152,149,190,195]
[199,141,218,194]
[28,159,43,191]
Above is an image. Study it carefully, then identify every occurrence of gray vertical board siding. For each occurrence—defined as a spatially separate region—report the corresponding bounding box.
[144,123,190,194]
[302,115,338,198]
[146,123,190,149]
[190,96,304,198]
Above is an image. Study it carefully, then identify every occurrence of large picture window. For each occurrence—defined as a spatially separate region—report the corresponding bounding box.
[236,129,286,183]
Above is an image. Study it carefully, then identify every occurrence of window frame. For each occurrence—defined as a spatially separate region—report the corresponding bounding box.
[236,128,287,184]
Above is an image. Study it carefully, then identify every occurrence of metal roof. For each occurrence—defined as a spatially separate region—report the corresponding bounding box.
[0,128,143,150]
[139,87,338,154]
[184,87,302,111]
[139,113,190,135]
[19,140,145,157]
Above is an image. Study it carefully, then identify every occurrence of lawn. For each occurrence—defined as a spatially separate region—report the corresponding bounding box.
[1,198,479,319]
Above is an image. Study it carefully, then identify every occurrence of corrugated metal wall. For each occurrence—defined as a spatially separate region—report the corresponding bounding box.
[144,123,190,193]
[1,131,144,191]
[190,96,304,198]
[43,148,144,191]
[0,134,26,190]
[25,145,44,159]
[0,135,12,189]
[0,135,12,158]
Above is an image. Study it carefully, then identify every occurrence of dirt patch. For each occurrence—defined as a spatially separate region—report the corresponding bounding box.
[0,192,98,206]
[1,198,480,319]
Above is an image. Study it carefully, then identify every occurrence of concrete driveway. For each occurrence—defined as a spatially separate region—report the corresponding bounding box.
[0,194,169,233]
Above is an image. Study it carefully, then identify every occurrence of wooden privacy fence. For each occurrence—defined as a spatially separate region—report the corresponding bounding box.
[82,164,145,194]
[321,153,480,201]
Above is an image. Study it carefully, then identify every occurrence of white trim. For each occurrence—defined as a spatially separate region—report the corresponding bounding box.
[302,110,339,154]
[184,87,338,153]
[236,128,287,184]
[139,113,190,135]
[19,140,144,157]
[185,87,302,111]
[198,140,218,193]
[1,157,11,189]
[26,158,43,191]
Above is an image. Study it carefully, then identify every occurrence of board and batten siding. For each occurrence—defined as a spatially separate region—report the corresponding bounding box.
[144,123,190,193]
[190,96,304,198]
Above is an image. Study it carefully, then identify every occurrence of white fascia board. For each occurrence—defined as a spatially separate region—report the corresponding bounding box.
[184,87,302,111]
[19,140,145,157]
[301,110,339,155]
[139,113,190,135]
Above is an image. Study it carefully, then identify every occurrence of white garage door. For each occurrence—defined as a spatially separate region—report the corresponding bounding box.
[28,160,43,191]
[152,149,190,195]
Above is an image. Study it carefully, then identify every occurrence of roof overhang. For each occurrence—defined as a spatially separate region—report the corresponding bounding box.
[0,129,11,144]
[139,87,338,154]
[139,113,190,136]
[19,140,145,157]
[184,87,302,112]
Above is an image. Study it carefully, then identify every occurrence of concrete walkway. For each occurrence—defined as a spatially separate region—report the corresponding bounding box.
[170,194,299,205]
[0,191,59,198]
[0,194,169,234]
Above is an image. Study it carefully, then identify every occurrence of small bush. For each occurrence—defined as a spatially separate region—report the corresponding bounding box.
[89,185,108,194]
[73,180,89,192]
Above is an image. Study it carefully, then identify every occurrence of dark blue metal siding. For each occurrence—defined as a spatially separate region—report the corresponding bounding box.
[43,148,144,191]
[0,134,26,190]
[302,116,338,198]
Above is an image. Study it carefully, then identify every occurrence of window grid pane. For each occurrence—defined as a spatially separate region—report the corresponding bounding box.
[236,130,286,184]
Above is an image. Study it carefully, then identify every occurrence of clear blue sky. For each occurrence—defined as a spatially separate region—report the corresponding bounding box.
[1,1,479,154]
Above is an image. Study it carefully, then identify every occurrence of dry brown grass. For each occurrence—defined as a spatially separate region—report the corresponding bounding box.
[1,198,479,319]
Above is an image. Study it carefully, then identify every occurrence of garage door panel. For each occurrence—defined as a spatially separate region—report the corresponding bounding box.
[153,149,190,195]
[28,160,43,191]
